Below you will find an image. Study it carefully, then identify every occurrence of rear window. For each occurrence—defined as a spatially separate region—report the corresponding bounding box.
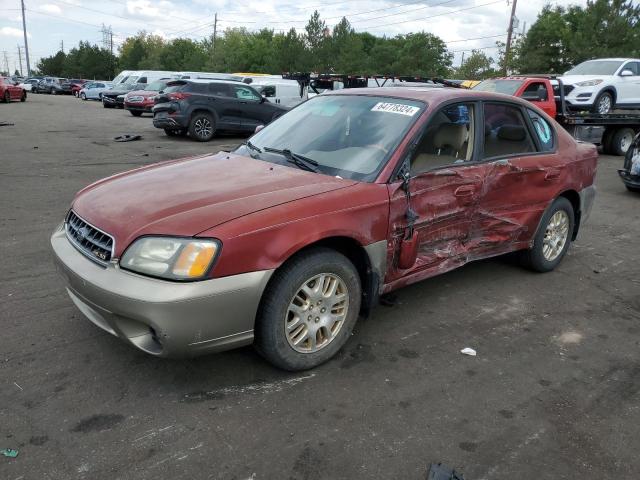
[473,79,524,95]
[164,81,188,94]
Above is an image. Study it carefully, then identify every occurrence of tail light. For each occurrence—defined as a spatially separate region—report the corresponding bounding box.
[167,92,191,101]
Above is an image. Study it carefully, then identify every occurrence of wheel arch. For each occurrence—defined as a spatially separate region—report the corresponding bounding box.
[557,189,581,240]
[188,107,219,124]
[599,86,617,105]
[261,235,382,318]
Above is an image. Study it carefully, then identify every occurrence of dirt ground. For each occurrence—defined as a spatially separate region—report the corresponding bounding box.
[1,93,639,480]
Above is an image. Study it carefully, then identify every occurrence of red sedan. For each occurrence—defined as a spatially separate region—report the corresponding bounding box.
[51,88,597,370]
[124,79,169,116]
[0,76,26,103]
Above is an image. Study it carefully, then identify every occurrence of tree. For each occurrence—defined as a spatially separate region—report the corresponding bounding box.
[455,50,497,79]
[390,32,452,76]
[36,51,66,76]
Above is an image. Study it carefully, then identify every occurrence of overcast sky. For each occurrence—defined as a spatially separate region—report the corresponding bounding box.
[0,0,589,75]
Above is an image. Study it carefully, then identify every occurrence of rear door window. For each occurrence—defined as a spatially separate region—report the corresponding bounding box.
[208,83,231,97]
[482,103,536,159]
[527,109,555,152]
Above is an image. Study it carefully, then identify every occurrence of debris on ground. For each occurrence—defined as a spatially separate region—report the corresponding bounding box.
[1,448,19,458]
[379,293,399,307]
[0,122,15,127]
[427,462,465,479]
[113,134,142,142]
[460,347,477,356]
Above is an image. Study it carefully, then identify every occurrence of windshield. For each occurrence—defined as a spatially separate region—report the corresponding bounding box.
[473,79,524,95]
[565,60,623,75]
[145,80,167,91]
[234,95,425,182]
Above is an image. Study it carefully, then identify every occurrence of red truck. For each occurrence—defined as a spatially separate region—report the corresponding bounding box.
[51,87,597,370]
[474,76,640,156]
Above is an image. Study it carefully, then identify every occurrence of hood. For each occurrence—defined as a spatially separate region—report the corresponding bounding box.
[72,153,357,256]
[559,74,609,86]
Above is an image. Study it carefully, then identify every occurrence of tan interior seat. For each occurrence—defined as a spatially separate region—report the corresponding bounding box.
[411,123,468,175]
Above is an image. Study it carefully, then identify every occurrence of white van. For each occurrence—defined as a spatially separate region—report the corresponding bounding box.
[175,72,242,81]
[111,70,135,85]
[250,79,307,107]
[122,71,177,85]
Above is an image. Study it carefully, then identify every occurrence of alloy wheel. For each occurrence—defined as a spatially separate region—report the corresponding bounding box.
[284,273,349,353]
[542,210,569,261]
[194,117,212,138]
[597,95,612,114]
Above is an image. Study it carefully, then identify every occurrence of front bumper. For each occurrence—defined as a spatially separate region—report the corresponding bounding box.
[618,170,640,189]
[51,224,273,357]
[125,102,153,113]
[564,86,598,108]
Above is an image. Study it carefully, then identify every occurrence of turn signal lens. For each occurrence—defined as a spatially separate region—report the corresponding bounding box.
[172,242,217,278]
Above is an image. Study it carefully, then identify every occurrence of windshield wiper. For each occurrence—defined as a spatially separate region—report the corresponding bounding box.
[243,140,262,156]
[263,147,320,173]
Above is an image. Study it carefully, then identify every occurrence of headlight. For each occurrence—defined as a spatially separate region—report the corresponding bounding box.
[575,79,603,87]
[120,237,220,280]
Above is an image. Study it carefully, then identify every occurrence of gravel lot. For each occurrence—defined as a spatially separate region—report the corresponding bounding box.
[1,93,639,480]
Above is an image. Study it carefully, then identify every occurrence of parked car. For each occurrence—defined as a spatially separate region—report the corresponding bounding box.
[124,79,170,116]
[20,78,40,92]
[152,79,289,140]
[0,76,26,102]
[51,88,597,370]
[79,81,113,100]
[619,132,640,192]
[559,58,640,114]
[71,82,85,97]
[60,79,86,95]
[101,82,143,108]
[473,76,557,117]
[35,77,65,94]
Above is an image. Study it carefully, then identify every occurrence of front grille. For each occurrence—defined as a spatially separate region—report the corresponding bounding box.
[563,85,575,96]
[127,95,144,102]
[65,211,114,265]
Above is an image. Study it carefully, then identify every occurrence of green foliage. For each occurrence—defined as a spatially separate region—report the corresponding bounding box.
[455,50,498,80]
[36,4,640,82]
[514,0,640,74]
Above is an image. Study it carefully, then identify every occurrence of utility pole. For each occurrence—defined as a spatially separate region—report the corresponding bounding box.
[60,40,64,53]
[110,30,114,79]
[213,13,218,52]
[2,51,9,75]
[17,45,23,76]
[20,0,31,76]
[504,0,518,75]
[460,51,465,67]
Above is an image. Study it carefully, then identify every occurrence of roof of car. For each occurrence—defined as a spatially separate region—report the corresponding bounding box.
[328,86,530,105]
[168,78,242,85]
[581,58,639,62]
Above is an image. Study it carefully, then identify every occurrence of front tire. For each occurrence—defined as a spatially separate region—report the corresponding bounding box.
[130,110,143,117]
[3,91,9,103]
[521,197,574,272]
[593,91,613,114]
[80,92,86,100]
[20,91,26,102]
[255,247,361,371]
[188,112,215,141]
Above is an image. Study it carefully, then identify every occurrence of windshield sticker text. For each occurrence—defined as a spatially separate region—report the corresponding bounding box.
[371,102,420,116]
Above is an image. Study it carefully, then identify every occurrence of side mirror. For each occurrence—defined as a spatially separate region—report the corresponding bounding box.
[255,124,265,133]
[620,69,634,77]
[260,95,266,103]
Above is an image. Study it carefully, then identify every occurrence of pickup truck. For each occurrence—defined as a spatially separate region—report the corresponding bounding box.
[474,76,640,156]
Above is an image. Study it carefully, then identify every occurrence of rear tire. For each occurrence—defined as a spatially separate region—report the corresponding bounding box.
[520,197,574,273]
[130,110,143,117]
[188,112,215,141]
[254,247,361,371]
[611,128,635,156]
[20,91,26,102]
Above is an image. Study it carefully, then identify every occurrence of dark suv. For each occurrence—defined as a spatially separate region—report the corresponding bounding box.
[152,79,289,141]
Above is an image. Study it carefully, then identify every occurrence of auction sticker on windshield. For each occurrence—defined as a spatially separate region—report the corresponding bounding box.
[371,102,421,116]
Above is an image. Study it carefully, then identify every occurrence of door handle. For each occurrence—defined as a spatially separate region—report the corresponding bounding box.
[454,185,475,197]
[433,168,461,177]
[545,169,561,180]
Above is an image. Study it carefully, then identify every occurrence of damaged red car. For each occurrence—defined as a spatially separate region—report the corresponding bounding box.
[51,88,597,370]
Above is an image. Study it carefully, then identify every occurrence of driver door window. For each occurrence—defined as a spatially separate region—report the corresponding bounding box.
[233,85,260,101]
[410,103,475,175]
